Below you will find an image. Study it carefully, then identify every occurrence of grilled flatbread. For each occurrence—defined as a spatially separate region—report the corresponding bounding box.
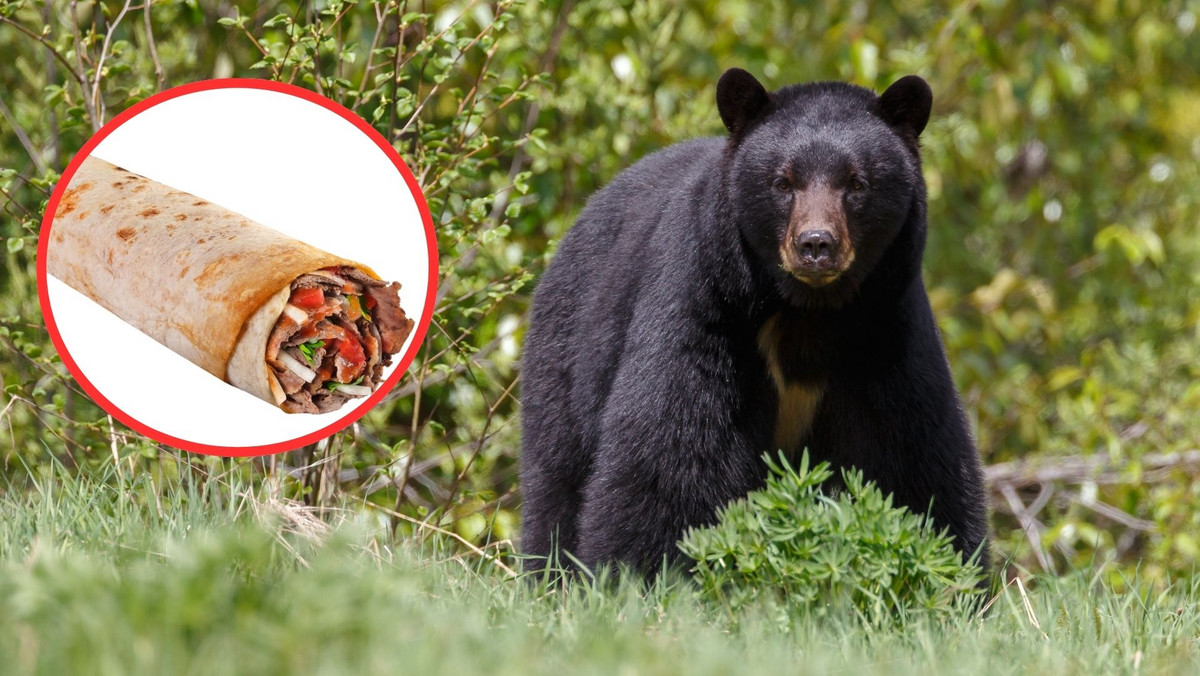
[47,155,414,413]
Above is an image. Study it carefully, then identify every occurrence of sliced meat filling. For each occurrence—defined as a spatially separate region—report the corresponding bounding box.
[267,265,414,414]
[364,282,414,354]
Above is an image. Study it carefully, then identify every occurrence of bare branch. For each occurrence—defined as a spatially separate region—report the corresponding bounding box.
[143,0,165,90]
[998,483,1056,574]
[67,1,99,129]
[986,450,1200,489]
[353,0,389,103]
[0,96,50,175]
[1067,492,1157,532]
[91,0,136,125]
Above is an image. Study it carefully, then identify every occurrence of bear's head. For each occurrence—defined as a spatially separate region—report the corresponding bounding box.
[717,68,931,309]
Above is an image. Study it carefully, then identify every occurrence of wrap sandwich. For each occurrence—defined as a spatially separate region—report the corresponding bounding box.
[47,155,415,414]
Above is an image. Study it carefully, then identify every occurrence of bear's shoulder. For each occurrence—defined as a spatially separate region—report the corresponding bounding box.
[594,136,726,197]
[559,136,728,252]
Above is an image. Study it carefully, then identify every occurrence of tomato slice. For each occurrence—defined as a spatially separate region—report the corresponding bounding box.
[291,287,324,309]
[336,336,366,368]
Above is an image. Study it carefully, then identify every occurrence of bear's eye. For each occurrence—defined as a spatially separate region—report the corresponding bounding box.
[848,175,866,191]
[772,176,792,192]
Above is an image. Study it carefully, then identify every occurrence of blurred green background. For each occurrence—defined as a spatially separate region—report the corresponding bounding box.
[1,0,1198,581]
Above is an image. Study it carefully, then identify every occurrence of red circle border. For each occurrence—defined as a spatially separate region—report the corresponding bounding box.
[36,78,438,457]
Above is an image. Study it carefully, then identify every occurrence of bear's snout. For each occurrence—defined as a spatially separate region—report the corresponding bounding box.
[795,230,838,265]
[783,230,848,285]
[780,184,855,286]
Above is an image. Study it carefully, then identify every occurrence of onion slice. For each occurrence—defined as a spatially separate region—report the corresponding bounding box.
[333,384,372,396]
[277,351,317,383]
[282,304,308,323]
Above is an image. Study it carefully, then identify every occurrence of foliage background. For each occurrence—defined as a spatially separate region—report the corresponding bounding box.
[1,0,1199,582]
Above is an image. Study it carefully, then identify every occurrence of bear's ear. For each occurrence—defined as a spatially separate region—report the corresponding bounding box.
[716,68,771,140]
[877,75,932,141]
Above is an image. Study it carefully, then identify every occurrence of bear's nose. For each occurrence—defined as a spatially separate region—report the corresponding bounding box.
[795,230,837,264]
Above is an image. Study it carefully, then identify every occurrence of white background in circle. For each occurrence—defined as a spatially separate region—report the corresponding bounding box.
[44,87,428,449]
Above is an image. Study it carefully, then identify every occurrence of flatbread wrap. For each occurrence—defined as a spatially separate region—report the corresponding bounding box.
[47,155,415,414]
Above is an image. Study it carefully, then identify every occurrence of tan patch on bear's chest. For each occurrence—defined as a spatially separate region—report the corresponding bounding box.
[757,314,824,453]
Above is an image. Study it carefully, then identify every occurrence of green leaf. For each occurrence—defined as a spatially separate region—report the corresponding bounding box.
[298,340,325,367]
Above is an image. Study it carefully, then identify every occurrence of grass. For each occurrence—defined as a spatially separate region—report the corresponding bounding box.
[0,462,1198,675]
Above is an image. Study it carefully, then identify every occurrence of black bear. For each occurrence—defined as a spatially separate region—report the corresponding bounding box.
[520,68,989,575]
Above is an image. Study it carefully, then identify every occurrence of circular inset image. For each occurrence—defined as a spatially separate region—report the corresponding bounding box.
[38,80,436,456]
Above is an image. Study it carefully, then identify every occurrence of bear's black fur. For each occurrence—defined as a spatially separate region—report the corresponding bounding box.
[520,69,990,575]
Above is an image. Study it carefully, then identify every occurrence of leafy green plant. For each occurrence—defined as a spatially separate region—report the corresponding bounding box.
[680,453,986,625]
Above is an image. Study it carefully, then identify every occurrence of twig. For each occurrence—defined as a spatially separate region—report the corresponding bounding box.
[0,16,89,88]
[275,0,308,83]
[1067,492,1157,532]
[385,0,409,143]
[439,376,519,518]
[390,338,428,530]
[41,2,62,167]
[0,183,35,218]
[0,329,91,400]
[393,0,498,144]
[388,320,516,399]
[143,0,165,90]
[987,450,1200,489]
[91,0,136,126]
[0,97,49,175]
[8,397,78,464]
[998,483,1056,574]
[306,2,322,93]
[1026,481,1056,517]
[67,1,100,130]
[395,0,478,74]
[353,0,389,103]
[239,22,271,57]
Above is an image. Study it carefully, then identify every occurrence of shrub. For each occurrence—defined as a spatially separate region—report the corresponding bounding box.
[679,453,986,625]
